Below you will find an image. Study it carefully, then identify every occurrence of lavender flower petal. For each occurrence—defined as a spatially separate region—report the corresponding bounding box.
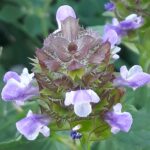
[103,29,120,47]
[1,68,39,104]
[111,46,121,60]
[55,5,76,32]
[114,65,150,89]
[105,103,133,134]
[16,110,50,140]
[120,14,143,30]
[74,102,92,117]
[1,79,38,102]
[102,29,121,60]
[3,71,20,83]
[104,2,115,11]
[104,14,143,39]
[64,89,100,117]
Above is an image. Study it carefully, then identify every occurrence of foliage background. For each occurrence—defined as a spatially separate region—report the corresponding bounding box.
[0,0,150,149]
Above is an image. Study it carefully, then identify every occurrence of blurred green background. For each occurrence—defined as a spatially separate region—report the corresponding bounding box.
[0,0,150,150]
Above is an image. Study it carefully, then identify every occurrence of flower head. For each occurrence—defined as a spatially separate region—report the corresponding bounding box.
[64,89,100,117]
[16,110,50,140]
[104,2,115,11]
[105,103,133,134]
[1,68,39,105]
[114,65,150,90]
[39,13,109,72]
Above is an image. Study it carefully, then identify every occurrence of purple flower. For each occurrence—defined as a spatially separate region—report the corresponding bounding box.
[64,89,100,117]
[16,110,50,140]
[54,5,76,33]
[102,29,121,60]
[104,2,115,11]
[1,68,39,105]
[114,65,150,90]
[104,14,143,38]
[103,29,120,47]
[104,18,127,40]
[120,14,143,30]
[105,103,133,134]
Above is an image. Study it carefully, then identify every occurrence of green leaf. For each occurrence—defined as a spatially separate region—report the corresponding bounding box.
[68,68,85,80]
[0,5,23,23]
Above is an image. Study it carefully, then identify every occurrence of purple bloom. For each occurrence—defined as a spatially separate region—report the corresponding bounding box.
[1,68,39,105]
[64,89,100,117]
[103,29,120,47]
[102,29,121,60]
[120,14,143,30]
[104,14,143,38]
[114,65,150,90]
[105,103,133,134]
[104,18,127,39]
[104,2,115,11]
[54,5,76,33]
[16,110,50,140]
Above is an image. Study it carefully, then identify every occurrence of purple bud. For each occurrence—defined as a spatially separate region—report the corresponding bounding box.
[64,89,100,117]
[114,65,150,90]
[16,110,50,140]
[104,2,115,11]
[105,103,133,134]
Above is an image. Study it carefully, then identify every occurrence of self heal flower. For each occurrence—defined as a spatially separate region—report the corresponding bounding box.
[105,103,133,134]
[104,2,115,11]
[64,89,100,117]
[1,68,39,104]
[102,29,121,60]
[114,65,150,90]
[104,18,127,38]
[105,14,143,38]
[120,14,143,30]
[55,5,76,33]
[16,110,50,140]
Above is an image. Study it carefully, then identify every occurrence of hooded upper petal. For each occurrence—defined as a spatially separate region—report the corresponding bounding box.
[102,29,120,48]
[16,110,50,140]
[55,5,76,32]
[3,71,20,83]
[104,14,143,39]
[105,103,133,134]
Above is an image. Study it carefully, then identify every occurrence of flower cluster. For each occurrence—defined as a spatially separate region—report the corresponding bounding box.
[1,4,149,142]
